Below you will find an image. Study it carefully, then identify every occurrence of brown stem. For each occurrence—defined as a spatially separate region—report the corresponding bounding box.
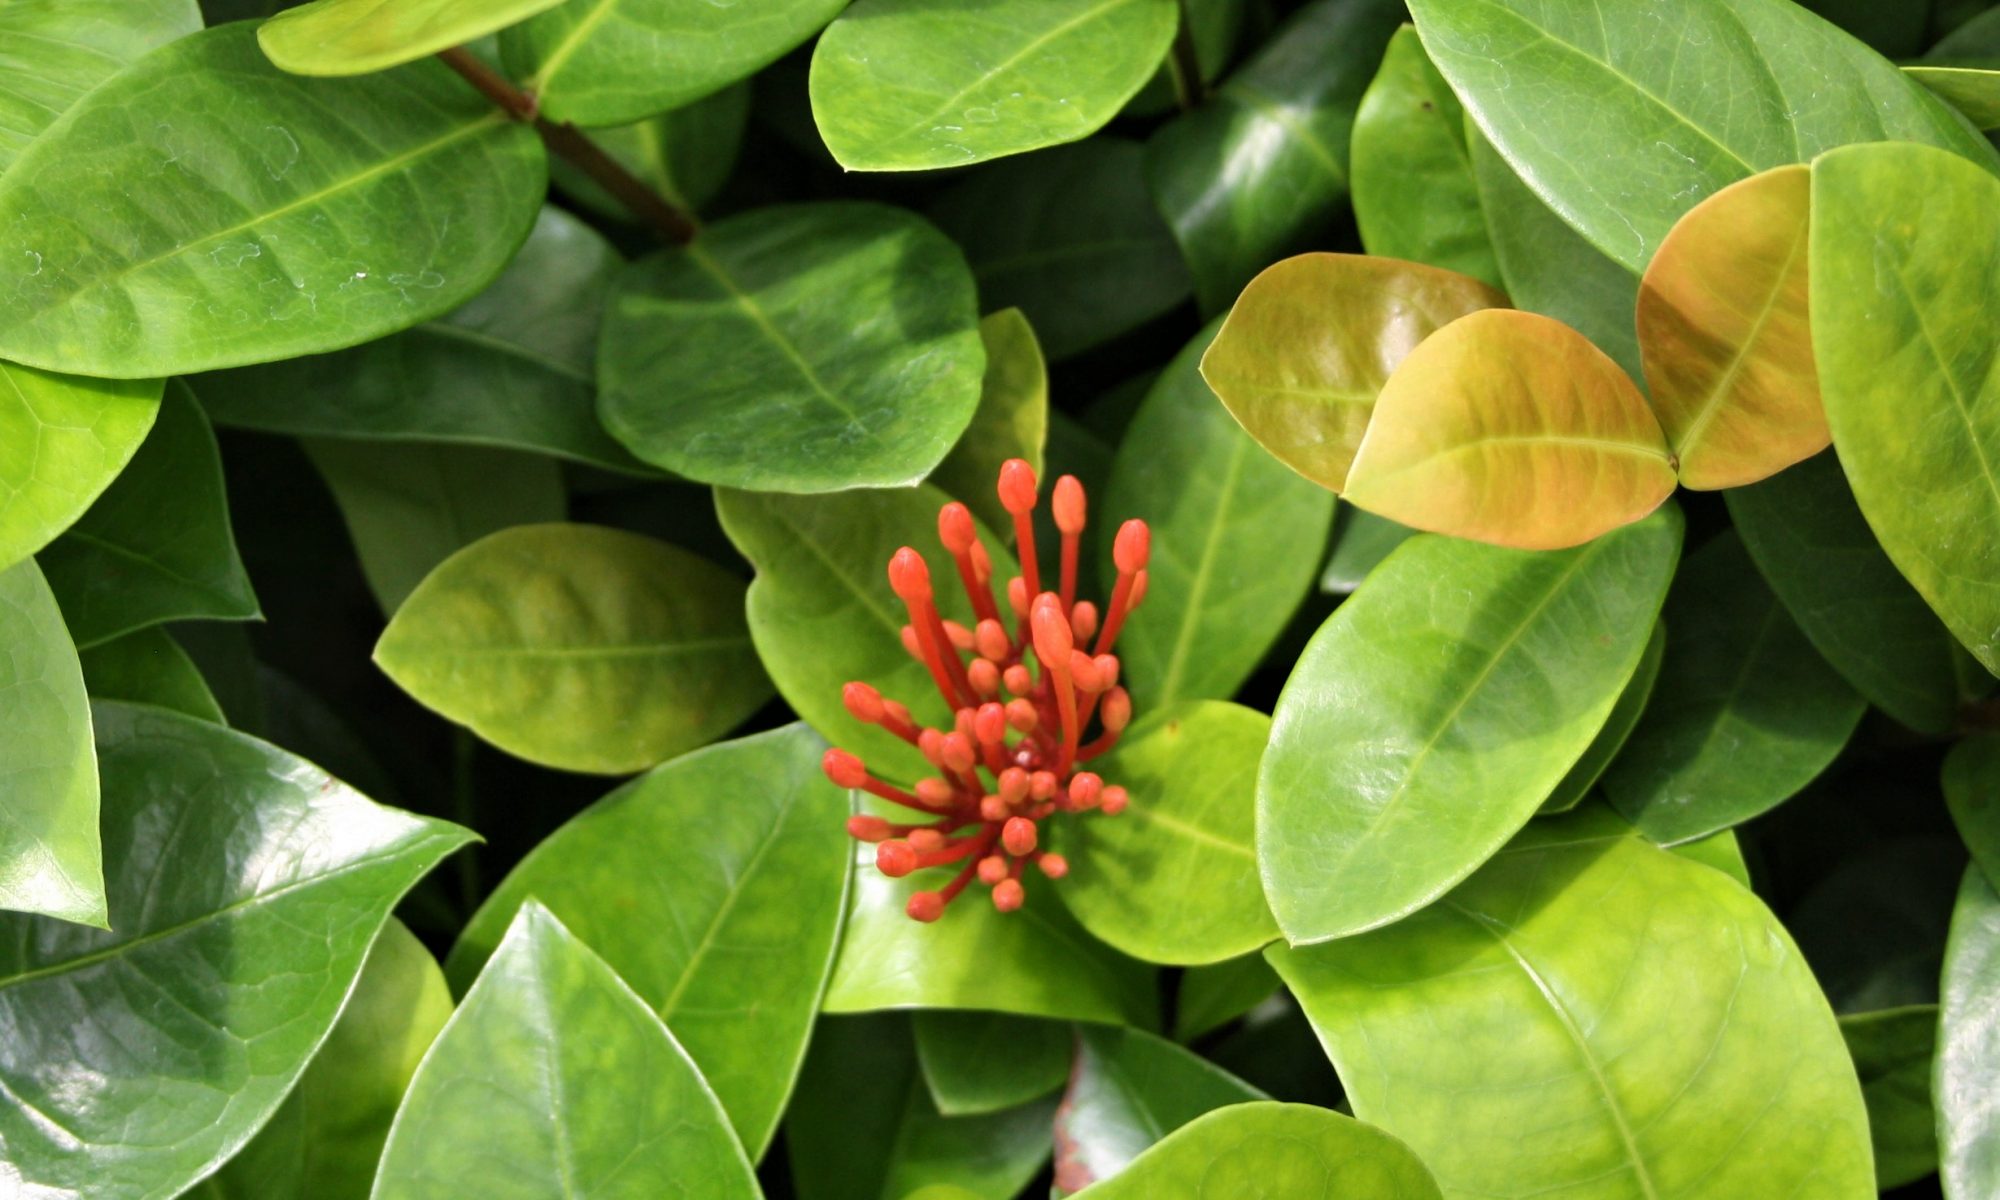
[1167,3,1208,111]
[437,46,699,245]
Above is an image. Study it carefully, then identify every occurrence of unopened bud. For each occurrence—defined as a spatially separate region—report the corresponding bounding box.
[1071,600,1099,642]
[876,840,918,877]
[1101,687,1132,733]
[915,777,955,808]
[980,793,1010,821]
[842,682,885,724]
[1007,576,1029,617]
[943,620,974,651]
[889,547,933,601]
[968,657,1000,697]
[900,625,922,660]
[970,539,993,583]
[978,855,1010,885]
[822,749,867,789]
[846,815,892,842]
[938,502,977,555]
[917,728,947,765]
[1101,786,1129,815]
[974,702,1008,745]
[1070,649,1105,693]
[1002,816,1038,856]
[1113,521,1151,573]
[1005,697,1038,732]
[908,828,945,853]
[941,732,976,774]
[1068,772,1103,808]
[1031,595,1073,663]
[1002,664,1032,695]
[998,767,1030,805]
[1038,853,1069,879]
[992,879,1025,912]
[998,459,1039,514]
[1052,475,1086,533]
[1029,771,1058,801]
[906,892,945,922]
[975,618,1011,661]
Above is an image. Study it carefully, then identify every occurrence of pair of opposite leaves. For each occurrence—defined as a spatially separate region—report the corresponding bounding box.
[1204,161,1819,551]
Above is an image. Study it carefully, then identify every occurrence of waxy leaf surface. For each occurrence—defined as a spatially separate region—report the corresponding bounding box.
[1940,868,2000,1200]
[1271,811,1875,1200]
[1052,1025,1263,1192]
[914,1011,1070,1116]
[375,523,766,774]
[0,0,200,173]
[1909,66,2000,130]
[600,202,983,492]
[258,0,566,74]
[0,365,160,574]
[1075,1102,1443,1199]
[1840,1006,1939,1190]
[374,904,759,1200]
[0,23,545,377]
[933,309,1049,535]
[1541,619,1664,816]
[78,626,226,725]
[1259,508,1681,943]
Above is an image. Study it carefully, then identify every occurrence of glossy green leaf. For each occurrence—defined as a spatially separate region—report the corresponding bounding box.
[1541,618,1665,816]
[0,364,160,574]
[0,702,470,1200]
[446,725,845,1155]
[258,0,565,75]
[1350,26,1503,288]
[1201,253,1506,494]
[1260,507,1681,944]
[1673,826,1752,889]
[503,0,843,127]
[1942,868,2000,1199]
[1271,810,1875,1199]
[1728,450,1975,735]
[39,381,259,649]
[78,626,225,725]
[0,23,545,377]
[1074,1102,1444,1199]
[306,439,566,615]
[1057,702,1277,966]
[1790,837,1965,1014]
[550,86,749,220]
[1840,1005,1940,1190]
[808,0,1177,172]
[1604,532,1863,844]
[1318,508,1416,595]
[933,309,1049,533]
[1173,954,1280,1042]
[0,557,101,925]
[197,206,641,472]
[1145,0,1405,312]
[1910,66,2000,129]
[375,523,766,774]
[0,0,200,173]
[1345,309,1677,550]
[930,139,1190,362]
[1812,142,2000,675]
[1947,735,2000,889]
[375,903,759,1200]
[1638,164,1827,489]
[1408,0,1998,272]
[599,202,983,492]
[1051,1025,1262,1192]
[915,1011,1070,1116]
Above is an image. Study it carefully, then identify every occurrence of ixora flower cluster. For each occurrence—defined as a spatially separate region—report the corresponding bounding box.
[822,460,1152,922]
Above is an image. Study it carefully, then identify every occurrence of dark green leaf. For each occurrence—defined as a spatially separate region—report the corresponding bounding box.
[0,364,160,573]
[0,0,200,173]
[1790,837,1966,1013]
[258,0,566,75]
[1541,619,1664,816]
[915,1011,1070,1116]
[550,86,749,220]
[1051,1025,1262,1192]
[78,626,226,725]
[1941,867,2000,1200]
[1947,734,2000,889]
[1173,954,1279,1042]
[1318,508,1416,595]
[932,308,1049,533]
[1072,1102,1443,1198]
[1840,1005,1940,1190]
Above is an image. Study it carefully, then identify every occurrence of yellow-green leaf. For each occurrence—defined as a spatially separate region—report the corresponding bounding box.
[258,0,567,76]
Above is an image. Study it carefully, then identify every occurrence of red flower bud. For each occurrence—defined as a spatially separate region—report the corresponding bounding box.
[1038,853,1069,879]
[823,749,867,789]
[1002,664,1032,696]
[938,501,977,554]
[1101,687,1132,733]
[1114,520,1150,573]
[992,879,1025,912]
[888,546,932,601]
[1053,475,1086,533]
[1031,595,1073,663]
[998,459,1039,514]
[974,618,1011,662]
[968,657,1000,697]
[1101,786,1129,815]
[877,840,918,877]
[1071,600,1099,642]
[1002,816,1038,856]
[1005,697,1038,732]
[978,855,1009,885]
[907,892,945,922]
[1068,772,1103,808]
[842,682,885,724]
[847,815,892,842]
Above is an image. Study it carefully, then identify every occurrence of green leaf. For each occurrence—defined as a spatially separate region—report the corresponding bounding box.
[375,523,767,775]
[1947,734,2000,890]
[1145,0,1405,312]
[1259,507,1681,944]
[258,0,566,75]
[1319,508,1417,595]
[1270,810,1875,1199]
[0,702,471,1200]
[1672,826,1752,888]
[78,626,226,725]
[1051,1025,1263,1192]
[549,85,749,220]
[197,206,642,473]
[1173,955,1279,1042]
[1540,618,1665,816]
[502,0,843,127]
[1811,141,2000,675]
[1107,324,1336,707]
[1909,66,2000,129]
[0,557,101,925]
[808,0,1177,172]
[0,23,545,377]
[1072,1102,1444,1199]
[1201,252,1505,494]
[0,0,200,174]
[1057,702,1277,966]
[1408,0,1999,272]
[914,1011,1071,1116]
[599,202,983,492]
[1350,26,1503,288]
[1941,867,2000,1200]
[1840,1005,1940,1190]
[39,381,259,649]
[305,439,566,615]
[446,725,847,1156]
[930,139,1191,362]
[374,903,759,1200]
[1789,837,1965,1014]
[0,364,159,574]
[932,309,1049,534]
[1727,450,1976,735]
[1603,532,1862,844]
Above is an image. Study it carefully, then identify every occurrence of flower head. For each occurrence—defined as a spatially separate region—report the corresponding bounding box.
[823,459,1151,921]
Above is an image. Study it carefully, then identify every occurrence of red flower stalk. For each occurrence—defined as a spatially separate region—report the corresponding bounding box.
[823,459,1151,922]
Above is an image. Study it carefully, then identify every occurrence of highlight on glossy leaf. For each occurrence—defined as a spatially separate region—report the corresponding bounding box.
[1343,308,1677,550]
[1074,1101,1444,1199]
[258,0,567,76]
[0,365,159,574]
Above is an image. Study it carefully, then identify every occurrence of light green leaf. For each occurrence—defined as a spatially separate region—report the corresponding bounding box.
[809,0,1177,172]
[1946,734,2000,890]
[1173,955,1279,1042]
[550,86,749,220]
[306,439,566,615]
[447,725,847,1156]
[78,626,225,725]
[1603,532,1862,844]
[374,903,759,1200]
[1840,1005,1940,1190]
[933,309,1049,533]
[599,202,983,492]
[0,365,159,574]
[1909,66,2000,129]
[1672,826,1752,889]
[915,1011,1071,1116]
[1940,867,2000,1200]
[1271,810,1875,1199]
[1073,1102,1443,1199]
[0,702,471,1200]
[0,23,545,377]
[38,381,259,650]
[502,0,844,127]
[1051,1025,1263,1192]
[375,523,767,774]
[1811,141,2000,675]
[258,0,565,75]
[0,0,200,174]
[1107,323,1335,707]
[1057,702,1277,966]
[1259,507,1682,944]
[1408,0,1998,271]
[1540,620,1664,816]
